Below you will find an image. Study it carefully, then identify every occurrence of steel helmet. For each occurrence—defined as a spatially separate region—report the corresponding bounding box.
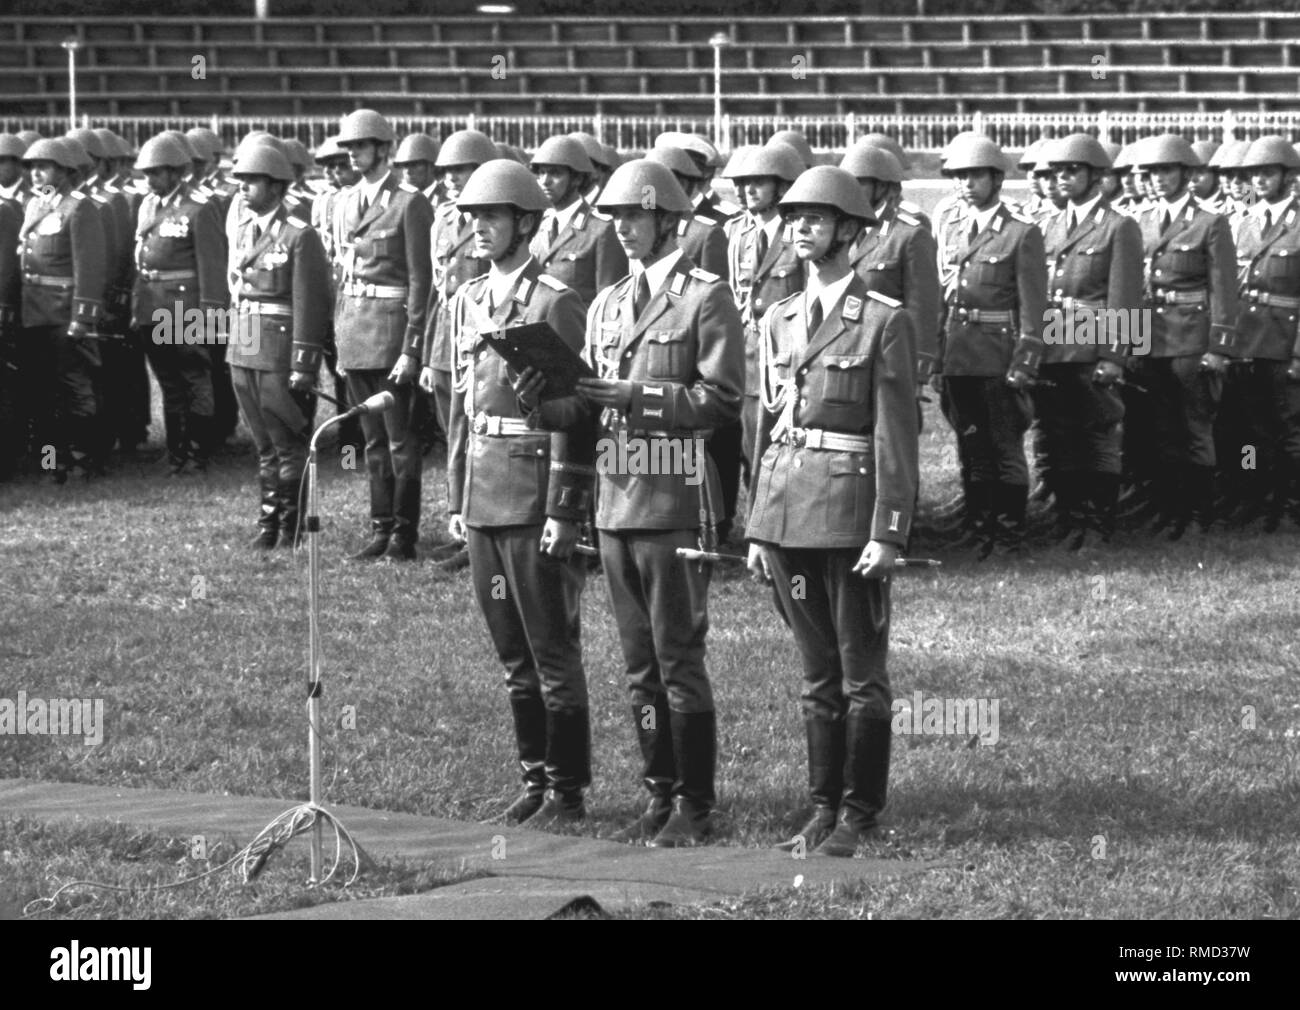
[529,135,595,175]
[719,144,759,179]
[567,132,609,170]
[135,134,196,171]
[1044,133,1111,169]
[595,159,693,214]
[16,129,42,147]
[455,158,550,213]
[435,129,497,168]
[21,138,77,169]
[1016,138,1047,171]
[732,142,804,183]
[157,130,199,161]
[314,135,346,163]
[766,130,814,169]
[644,145,703,180]
[1238,135,1300,171]
[391,133,439,165]
[1100,141,1122,165]
[65,128,107,161]
[656,131,719,168]
[185,127,223,160]
[1190,140,1219,167]
[1208,139,1249,171]
[599,142,622,170]
[1133,134,1201,169]
[1112,142,1138,171]
[281,139,312,172]
[234,131,276,163]
[778,166,874,223]
[338,109,396,145]
[0,134,27,159]
[940,130,983,164]
[943,135,1008,175]
[839,145,904,183]
[92,128,126,160]
[232,143,295,182]
[61,136,93,169]
[854,132,909,169]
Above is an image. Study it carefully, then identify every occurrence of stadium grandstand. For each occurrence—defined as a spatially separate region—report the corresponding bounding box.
[3,2,1300,156]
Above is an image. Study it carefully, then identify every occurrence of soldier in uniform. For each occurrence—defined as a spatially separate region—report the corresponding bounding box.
[1129,134,1238,539]
[0,135,26,476]
[745,166,918,857]
[644,146,729,279]
[0,134,31,207]
[528,134,627,307]
[227,143,329,549]
[132,134,227,475]
[1036,134,1144,549]
[1190,141,1229,214]
[186,128,238,220]
[569,133,612,206]
[852,133,933,231]
[725,143,805,489]
[576,159,743,847]
[333,109,434,562]
[1225,137,1300,530]
[443,161,596,830]
[662,133,741,229]
[17,138,107,481]
[767,130,815,171]
[935,134,1047,558]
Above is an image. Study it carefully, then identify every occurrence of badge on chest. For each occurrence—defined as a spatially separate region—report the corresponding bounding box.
[36,214,64,236]
[158,217,191,239]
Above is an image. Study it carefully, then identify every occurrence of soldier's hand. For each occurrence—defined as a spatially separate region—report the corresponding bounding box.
[928,371,944,395]
[336,363,348,379]
[389,353,418,385]
[1289,357,1300,382]
[1092,360,1124,386]
[1005,368,1031,390]
[576,377,633,411]
[747,542,773,584]
[539,518,578,560]
[513,366,547,412]
[853,540,899,580]
[289,371,313,391]
[418,366,436,394]
[448,514,467,542]
[1200,352,1228,375]
[67,321,90,339]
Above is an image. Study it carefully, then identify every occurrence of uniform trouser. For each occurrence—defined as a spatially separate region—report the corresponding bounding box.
[765,546,892,722]
[345,370,421,538]
[1030,362,1124,477]
[431,367,453,439]
[739,394,761,488]
[1220,360,1292,490]
[20,326,100,466]
[231,365,314,491]
[597,527,714,715]
[944,376,1031,485]
[209,340,239,439]
[1129,355,1221,468]
[1284,372,1300,463]
[467,524,589,712]
[142,328,214,420]
[101,331,151,447]
[707,420,743,529]
[321,320,361,447]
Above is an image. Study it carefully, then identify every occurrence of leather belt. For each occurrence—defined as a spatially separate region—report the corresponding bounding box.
[237,299,293,316]
[23,273,73,289]
[1051,296,1107,312]
[343,281,407,299]
[471,412,533,437]
[779,427,873,452]
[138,269,198,282]
[1243,289,1300,309]
[953,306,1014,324]
[1151,288,1207,305]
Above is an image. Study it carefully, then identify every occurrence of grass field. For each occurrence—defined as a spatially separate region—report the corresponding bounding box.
[2,384,1298,920]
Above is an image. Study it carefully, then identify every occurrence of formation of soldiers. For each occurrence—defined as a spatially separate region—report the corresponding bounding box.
[4,113,1298,853]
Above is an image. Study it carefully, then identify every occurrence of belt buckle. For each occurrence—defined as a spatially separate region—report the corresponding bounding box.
[471,412,487,435]
[788,427,807,449]
[955,306,970,321]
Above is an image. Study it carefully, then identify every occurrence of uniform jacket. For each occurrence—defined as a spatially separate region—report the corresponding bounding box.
[77,183,118,309]
[0,198,22,331]
[528,199,627,307]
[850,203,940,377]
[333,173,434,370]
[229,202,330,374]
[447,258,595,528]
[424,202,488,372]
[92,180,135,316]
[729,217,804,396]
[584,254,743,531]
[676,214,728,281]
[1138,198,1239,358]
[282,185,315,226]
[694,190,743,228]
[938,202,1048,377]
[746,277,919,549]
[19,187,107,329]
[1234,199,1300,361]
[311,187,346,298]
[1039,199,1144,364]
[132,182,226,330]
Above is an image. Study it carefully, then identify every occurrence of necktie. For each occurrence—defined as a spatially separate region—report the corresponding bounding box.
[1263,208,1273,234]
[1067,211,1077,234]
[807,295,823,336]
[968,220,979,245]
[546,213,559,247]
[1160,209,1171,234]
[633,273,650,321]
[755,228,768,266]
[359,194,370,217]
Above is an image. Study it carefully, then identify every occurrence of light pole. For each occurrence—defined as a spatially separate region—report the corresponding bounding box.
[709,33,729,153]
[61,37,80,130]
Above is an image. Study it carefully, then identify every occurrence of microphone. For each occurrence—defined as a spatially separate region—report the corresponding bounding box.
[340,391,396,419]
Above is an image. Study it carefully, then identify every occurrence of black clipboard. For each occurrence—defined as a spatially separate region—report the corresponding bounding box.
[480,322,595,400]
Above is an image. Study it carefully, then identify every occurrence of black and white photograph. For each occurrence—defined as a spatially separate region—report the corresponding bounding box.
[0,0,1294,954]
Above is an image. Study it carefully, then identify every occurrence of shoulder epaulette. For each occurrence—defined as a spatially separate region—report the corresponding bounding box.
[536,273,567,291]
[90,192,109,205]
[689,267,721,283]
[867,290,902,308]
[896,211,920,227]
[398,182,417,193]
[1006,210,1034,225]
[694,214,714,226]
[899,199,923,214]
[589,207,612,221]
[714,198,742,216]
[190,190,209,204]
[70,191,86,200]
[285,217,305,229]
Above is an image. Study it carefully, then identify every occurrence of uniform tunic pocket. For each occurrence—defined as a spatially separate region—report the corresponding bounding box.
[645,328,689,378]
[827,453,872,535]
[822,354,870,405]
